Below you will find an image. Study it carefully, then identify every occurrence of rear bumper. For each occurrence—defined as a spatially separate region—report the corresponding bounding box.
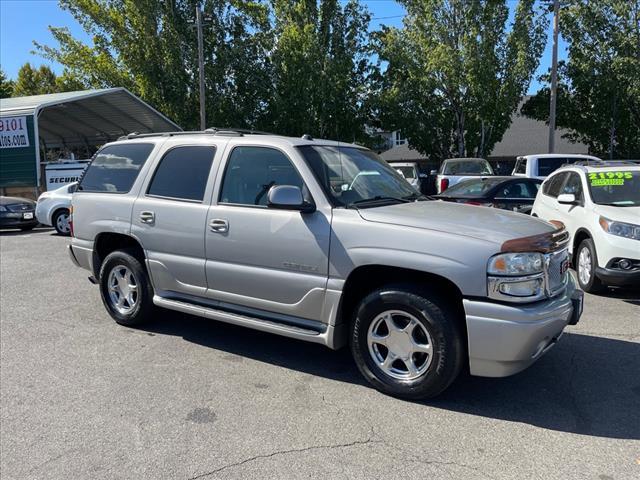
[0,215,38,229]
[68,240,94,273]
[464,274,582,377]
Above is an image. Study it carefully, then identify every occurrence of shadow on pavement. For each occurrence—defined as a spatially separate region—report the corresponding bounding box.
[141,311,640,440]
[592,287,640,306]
[0,227,53,236]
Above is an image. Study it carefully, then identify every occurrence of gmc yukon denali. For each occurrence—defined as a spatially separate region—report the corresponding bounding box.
[68,130,583,399]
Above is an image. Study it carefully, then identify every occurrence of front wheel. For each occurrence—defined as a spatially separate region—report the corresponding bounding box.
[99,249,155,326]
[350,285,465,399]
[576,238,604,293]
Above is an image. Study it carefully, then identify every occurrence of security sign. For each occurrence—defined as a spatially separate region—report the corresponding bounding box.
[0,116,30,148]
[44,161,90,191]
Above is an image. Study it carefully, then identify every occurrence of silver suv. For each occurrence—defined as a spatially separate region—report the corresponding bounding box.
[69,130,583,399]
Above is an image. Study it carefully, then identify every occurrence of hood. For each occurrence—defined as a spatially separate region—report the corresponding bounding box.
[0,196,35,206]
[593,204,640,225]
[358,200,555,245]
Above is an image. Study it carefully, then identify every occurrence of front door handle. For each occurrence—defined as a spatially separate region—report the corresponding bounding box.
[209,219,229,233]
[140,211,155,224]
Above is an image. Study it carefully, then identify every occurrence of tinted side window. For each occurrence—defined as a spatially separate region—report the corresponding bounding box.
[80,143,154,193]
[496,181,537,199]
[538,157,568,176]
[147,146,215,201]
[542,172,568,197]
[561,172,584,201]
[220,147,304,206]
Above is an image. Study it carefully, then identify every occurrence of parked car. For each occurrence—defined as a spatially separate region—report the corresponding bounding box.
[69,130,582,399]
[512,153,602,179]
[0,196,38,231]
[433,157,494,193]
[532,162,640,292]
[436,176,542,214]
[390,162,421,189]
[35,182,77,235]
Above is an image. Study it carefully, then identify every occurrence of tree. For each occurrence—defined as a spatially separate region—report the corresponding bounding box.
[523,0,640,159]
[35,0,273,130]
[12,63,59,96]
[0,69,14,98]
[267,0,372,140]
[373,0,548,159]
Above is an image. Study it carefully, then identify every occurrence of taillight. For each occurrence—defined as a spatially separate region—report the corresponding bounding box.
[440,178,449,192]
[69,205,74,237]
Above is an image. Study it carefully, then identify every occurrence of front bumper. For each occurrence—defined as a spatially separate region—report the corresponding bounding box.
[464,274,582,377]
[596,264,640,287]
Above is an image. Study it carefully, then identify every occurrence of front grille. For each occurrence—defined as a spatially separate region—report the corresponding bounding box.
[6,203,34,213]
[546,248,569,296]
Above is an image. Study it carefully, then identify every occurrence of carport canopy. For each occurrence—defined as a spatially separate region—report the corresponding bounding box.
[0,88,181,149]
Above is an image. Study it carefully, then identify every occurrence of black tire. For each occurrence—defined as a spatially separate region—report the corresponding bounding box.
[576,238,604,293]
[52,208,71,236]
[98,249,155,326]
[350,284,465,400]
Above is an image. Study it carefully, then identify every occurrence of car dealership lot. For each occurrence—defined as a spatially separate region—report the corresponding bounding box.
[1,230,639,480]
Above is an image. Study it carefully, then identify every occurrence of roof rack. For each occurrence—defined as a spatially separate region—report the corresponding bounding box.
[118,128,281,141]
[560,159,637,169]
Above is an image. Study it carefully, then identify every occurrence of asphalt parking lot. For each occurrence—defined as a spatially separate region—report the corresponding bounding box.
[1,228,639,480]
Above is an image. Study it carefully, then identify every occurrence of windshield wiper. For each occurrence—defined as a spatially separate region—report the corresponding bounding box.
[346,196,411,209]
[403,193,432,201]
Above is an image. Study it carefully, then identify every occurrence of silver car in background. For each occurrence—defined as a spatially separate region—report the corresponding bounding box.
[36,182,77,235]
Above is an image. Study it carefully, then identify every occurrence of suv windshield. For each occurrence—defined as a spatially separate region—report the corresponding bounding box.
[587,170,640,207]
[297,145,420,207]
[442,159,493,175]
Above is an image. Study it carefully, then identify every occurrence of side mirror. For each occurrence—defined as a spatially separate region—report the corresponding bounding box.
[267,185,315,213]
[430,169,437,176]
[557,193,577,205]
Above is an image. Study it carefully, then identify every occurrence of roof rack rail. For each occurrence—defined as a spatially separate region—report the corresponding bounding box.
[117,128,283,141]
[561,159,637,169]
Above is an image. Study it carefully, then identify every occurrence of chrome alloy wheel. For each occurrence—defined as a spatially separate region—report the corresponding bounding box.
[367,310,433,380]
[56,212,70,233]
[578,246,592,285]
[107,265,138,315]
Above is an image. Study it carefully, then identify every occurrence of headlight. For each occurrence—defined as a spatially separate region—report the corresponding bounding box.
[599,217,640,240]
[487,252,544,276]
[487,252,547,303]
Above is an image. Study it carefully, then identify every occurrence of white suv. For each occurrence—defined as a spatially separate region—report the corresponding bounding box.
[532,162,640,292]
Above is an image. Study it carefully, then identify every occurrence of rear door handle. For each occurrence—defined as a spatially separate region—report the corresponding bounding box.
[140,211,155,224]
[209,219,229,233]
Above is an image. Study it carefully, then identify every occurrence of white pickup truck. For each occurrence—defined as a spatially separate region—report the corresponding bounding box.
[512,154,601,179]
[433,157,494,193]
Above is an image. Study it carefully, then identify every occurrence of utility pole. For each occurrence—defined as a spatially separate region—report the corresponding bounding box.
[548,0,560,153]
[196,4,206,131]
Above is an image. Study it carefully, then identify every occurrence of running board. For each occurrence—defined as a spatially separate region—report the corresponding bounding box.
[153,295,340,348]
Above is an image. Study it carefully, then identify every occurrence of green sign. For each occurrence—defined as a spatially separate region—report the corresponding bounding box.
[0,114,38,188]
[588,171,632,187]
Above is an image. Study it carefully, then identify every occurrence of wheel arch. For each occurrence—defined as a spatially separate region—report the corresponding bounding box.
[336,264,467,341]
[572,228,593,265]
[93,232,146,277]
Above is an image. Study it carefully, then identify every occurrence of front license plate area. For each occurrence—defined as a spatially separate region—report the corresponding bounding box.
[23,212,33,219]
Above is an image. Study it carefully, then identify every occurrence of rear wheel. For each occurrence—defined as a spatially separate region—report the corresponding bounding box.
[576,238,604,293]
[99,249,155,326]
[53,209,71,236]
[350,285,464,399]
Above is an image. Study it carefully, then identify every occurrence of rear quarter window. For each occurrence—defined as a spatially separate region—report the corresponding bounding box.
[79,143,154,193]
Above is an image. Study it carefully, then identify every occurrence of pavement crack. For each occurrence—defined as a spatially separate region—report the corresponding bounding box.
[188,434,379,479]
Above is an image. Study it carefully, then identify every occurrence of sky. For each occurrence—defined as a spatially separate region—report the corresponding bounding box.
[0,0,567,94]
